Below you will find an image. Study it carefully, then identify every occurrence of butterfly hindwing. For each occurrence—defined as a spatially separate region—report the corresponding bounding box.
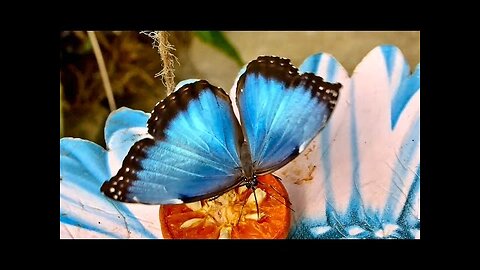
[236,56,342,174]
[101,80,245,204]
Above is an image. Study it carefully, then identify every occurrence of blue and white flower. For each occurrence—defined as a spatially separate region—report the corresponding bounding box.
[60,45,420,239]
[274,45,420,239]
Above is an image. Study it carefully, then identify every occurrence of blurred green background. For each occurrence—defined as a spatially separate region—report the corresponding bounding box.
[60,31,420,147]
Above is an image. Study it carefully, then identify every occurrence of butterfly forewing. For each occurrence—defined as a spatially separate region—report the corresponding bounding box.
[236,56,341,174]
[101,80,245,204]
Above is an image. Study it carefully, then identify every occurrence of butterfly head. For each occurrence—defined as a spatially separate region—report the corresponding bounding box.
[244,174,259,189]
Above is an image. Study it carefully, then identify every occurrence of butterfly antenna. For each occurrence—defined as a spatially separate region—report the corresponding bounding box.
[237,195,248,225]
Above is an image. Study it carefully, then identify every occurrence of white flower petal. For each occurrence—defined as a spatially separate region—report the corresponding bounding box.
[61,120,163,238]
[281,46,420,239]
[103,107,152,176]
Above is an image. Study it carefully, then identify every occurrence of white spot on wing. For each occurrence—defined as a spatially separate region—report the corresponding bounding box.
[299,141,309,153]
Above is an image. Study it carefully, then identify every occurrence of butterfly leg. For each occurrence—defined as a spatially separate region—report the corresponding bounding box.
[271,175,293,205]
[236,195,249,225]
[252,187,260,219]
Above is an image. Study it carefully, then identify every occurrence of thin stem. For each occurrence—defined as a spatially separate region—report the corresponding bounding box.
[87,31,116,111]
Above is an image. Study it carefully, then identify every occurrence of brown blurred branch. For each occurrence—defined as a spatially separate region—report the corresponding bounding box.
[87,31,117,111]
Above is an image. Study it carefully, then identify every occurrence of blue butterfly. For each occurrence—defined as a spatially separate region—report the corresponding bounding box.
[101,56,342,204]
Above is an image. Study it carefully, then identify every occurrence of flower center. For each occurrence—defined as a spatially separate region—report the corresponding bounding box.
[182,186,267,238]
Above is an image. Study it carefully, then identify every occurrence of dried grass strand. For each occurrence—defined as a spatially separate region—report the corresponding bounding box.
[87,31,117,111]
[141,31,178,95]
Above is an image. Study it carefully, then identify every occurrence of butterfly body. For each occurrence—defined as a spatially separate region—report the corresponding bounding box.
[101,56,341,205]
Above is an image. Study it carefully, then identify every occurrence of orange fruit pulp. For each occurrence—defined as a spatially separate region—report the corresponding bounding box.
[159,174,291,239]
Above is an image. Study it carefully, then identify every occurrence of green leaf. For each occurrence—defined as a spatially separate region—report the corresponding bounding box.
[194,31,243,66]
[80,39,93,54]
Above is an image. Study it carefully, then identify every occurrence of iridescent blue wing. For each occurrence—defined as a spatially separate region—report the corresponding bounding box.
[101,80,244,204]
[236,56,342,174]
